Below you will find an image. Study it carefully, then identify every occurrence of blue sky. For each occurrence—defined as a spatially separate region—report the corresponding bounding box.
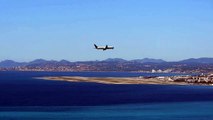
[0,0,213,62]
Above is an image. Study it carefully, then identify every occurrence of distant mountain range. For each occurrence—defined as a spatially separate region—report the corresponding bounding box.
[0,59,70,68]
[1,58,213,68]
[0,60,27,68]
[179,58,213,64]
[131,58,166,63]
[1,58,213,73]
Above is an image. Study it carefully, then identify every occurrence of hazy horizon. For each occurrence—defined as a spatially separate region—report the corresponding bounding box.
[0,0,213,61]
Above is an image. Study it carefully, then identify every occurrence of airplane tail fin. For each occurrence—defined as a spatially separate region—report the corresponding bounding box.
[94,44,98,49]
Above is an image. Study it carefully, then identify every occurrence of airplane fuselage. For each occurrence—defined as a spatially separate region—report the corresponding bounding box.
[94,44,114,51]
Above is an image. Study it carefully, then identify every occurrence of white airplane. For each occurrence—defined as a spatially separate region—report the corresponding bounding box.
[94,44,114,51]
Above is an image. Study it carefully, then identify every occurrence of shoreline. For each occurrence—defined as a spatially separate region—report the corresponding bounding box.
[36,76,190,85]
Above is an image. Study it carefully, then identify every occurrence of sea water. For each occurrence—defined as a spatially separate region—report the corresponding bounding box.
[0,71,213,120]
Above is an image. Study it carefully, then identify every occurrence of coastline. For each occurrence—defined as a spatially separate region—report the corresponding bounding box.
[36,76,190,85]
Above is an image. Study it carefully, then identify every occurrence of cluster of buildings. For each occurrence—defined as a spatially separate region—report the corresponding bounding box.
[156,73,213,85]
[11,65,94,72]
[174,74,213,84]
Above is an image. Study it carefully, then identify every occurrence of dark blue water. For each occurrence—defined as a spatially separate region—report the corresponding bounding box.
[0,71,213,119]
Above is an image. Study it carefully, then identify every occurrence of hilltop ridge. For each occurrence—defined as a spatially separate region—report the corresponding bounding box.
[1,57,213,73]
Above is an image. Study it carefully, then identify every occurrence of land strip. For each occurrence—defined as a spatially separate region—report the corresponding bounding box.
[36,76,189,85]
[36,73,213,86]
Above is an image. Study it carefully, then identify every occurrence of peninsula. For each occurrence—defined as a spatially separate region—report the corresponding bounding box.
[37,76,187,85]
[37,74,213,86]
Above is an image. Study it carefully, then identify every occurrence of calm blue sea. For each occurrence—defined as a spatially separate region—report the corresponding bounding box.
[0,71,213,120]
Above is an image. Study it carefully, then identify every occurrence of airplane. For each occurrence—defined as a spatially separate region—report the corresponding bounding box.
[94,44,114,51]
